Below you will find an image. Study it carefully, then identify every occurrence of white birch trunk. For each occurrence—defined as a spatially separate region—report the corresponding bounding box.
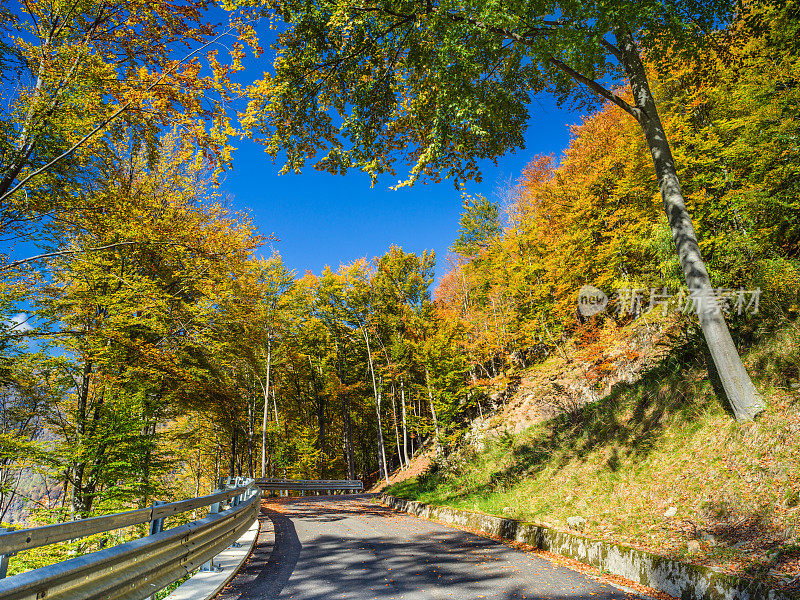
[260,338,272,478]
[390,382,403,468]
[363,326,390,484]
[425,366,442,455]
[400,379,411,466]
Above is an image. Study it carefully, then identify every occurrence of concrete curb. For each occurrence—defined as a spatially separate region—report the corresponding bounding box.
[381,494,795,600]
[162,512,261,600]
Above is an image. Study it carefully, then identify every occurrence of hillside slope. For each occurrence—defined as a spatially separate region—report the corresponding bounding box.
[387,320,800,594]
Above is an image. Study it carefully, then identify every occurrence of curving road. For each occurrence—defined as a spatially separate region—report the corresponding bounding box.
[216,494,642,600]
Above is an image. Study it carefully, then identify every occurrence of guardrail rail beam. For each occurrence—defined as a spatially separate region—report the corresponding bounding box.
[0,478,260,600]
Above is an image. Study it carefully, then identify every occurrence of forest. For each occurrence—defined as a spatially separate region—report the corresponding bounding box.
[0,0,799,580]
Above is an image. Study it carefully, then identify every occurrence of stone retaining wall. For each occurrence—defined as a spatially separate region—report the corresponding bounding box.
[381,494,794,600]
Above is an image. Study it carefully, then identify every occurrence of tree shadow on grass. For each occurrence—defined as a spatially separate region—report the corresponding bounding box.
[420,335,726,501]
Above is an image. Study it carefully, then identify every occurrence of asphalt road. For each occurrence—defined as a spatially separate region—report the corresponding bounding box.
[216,494,642,600]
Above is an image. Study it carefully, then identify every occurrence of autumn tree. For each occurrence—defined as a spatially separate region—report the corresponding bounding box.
[336,261,391,484]
[223,253,294,477]
[241,0,764,420]
[372,247,435,467]
[0,0,251,257]
[33,131,260,516]
[451,195,502,257]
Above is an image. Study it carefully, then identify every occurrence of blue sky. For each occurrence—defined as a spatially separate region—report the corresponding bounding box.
[219,99,581,285]
[212,16,585,285]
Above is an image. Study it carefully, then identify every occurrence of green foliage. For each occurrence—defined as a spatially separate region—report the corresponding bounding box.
[0,0,248,233]
[240,0,739,186]
[451,195,501,257]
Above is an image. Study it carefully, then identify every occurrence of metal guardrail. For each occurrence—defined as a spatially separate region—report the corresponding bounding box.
[0,477,260,600]
[255,478,363,492]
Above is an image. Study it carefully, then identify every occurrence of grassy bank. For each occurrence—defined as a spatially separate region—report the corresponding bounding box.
[387,322,800,593]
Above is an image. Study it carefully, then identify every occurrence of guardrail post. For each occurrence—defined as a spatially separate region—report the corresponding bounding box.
[228,478,244,549]
[147,502,168,600]
[149,500,167,536]
[230,478,237,507]
[234,477,243,506]
[0,527,10,579]
[200,488,224,572]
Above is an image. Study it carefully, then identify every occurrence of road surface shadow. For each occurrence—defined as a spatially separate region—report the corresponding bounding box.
[215,506,301,600]
[216,496,641,600]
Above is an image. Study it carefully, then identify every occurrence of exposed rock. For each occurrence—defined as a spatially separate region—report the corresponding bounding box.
[566,516,586,531]
[664,506,678,518]
[461,319,668,459]
[699,530,719,544]
[488,389,506,407]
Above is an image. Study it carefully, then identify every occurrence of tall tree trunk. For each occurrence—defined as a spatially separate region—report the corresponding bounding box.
[139,420,156,508]
[334,340,356,480]
[376,379,390,484]
[71,359,92,519]
[0,49,47,199]
[195,449,202,498]
[138,387,162,508]
[247,396,254,478]
[363,327,389,484]
[491,296,504,371]
[400,378,411,466]
[59,469,71,516]
[230,426,237,478]
[261,338,272,478]
[424,366,442,455]
[273,383,280,426]
[214,439,220,484]
[342,391,356,480]
[309,355,326,477]
[615,26,764,422]
[412,395,421,452]
[317,394,326,478]
[390,382,403,468]
[0,470,22,523]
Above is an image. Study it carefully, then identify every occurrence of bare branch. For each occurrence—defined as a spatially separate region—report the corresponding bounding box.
[0,241,143,272]
[0,238,242,273]
[0,22,250,205]
[546,55,640,120]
